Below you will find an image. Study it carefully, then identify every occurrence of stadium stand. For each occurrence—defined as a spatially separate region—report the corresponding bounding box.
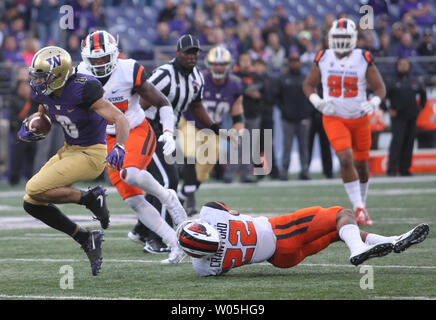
[1,0,436,182]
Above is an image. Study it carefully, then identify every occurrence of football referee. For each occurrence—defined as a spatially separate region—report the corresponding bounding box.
[129,34,221,253]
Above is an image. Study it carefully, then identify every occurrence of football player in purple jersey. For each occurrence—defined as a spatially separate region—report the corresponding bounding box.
[179,46,244,215]
[17,46,129,276]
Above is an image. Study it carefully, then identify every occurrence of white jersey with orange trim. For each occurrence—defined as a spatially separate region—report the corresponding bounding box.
[77,58,146,135]
[191,204,277,276]
[316,48,373,119]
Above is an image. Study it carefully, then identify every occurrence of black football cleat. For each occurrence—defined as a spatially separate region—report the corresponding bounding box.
[393,223,430,253]
[81,230,104,276]
[143,238,170,254]
[127,231,147,246]
[186,192,197,217]
[350,242,393,266]
[83,186,110,229]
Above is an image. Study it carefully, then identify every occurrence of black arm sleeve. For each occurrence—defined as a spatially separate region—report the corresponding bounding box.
[77,80,104,109]
[133,62,147,89]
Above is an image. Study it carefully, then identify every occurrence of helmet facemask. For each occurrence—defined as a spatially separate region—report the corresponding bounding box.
[328,19,358,55]
[176,219,221,258]
[29,68,56,95]
[205,46,232,82]
[208,63,231,81]
[84,54,116,78]
[29,46,73,96]
[329,34,357,54]
[81,31,119,78]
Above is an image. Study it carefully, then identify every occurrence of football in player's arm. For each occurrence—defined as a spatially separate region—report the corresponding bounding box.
[18,46,130,276]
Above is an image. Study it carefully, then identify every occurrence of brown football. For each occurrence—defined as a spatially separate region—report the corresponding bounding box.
[26,112,52,136]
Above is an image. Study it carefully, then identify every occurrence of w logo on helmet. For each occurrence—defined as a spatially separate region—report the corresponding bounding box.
[188,224,208,235]
[45,54,62,68]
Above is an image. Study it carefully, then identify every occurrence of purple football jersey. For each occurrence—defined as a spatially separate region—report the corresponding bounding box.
[184,72,242,129]
[31,73,107,146]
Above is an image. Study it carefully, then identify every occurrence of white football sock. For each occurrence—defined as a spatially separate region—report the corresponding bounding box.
[344,180,364,210]
[124,195,177,247]
[183,184,197,194]
[365,233,397,246]
[339,224,366,255]
[121,167,170,203]
[360,181,369,206]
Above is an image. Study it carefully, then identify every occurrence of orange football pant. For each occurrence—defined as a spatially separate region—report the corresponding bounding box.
[267,206,343,268]
[106,119,156,200]
[322,115,371,162]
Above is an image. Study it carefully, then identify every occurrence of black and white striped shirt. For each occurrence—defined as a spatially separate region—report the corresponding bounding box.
[145,58,204,135]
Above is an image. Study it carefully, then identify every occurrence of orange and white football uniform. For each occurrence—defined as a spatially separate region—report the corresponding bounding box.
[191,202,343,276]
[316,48,374,161]
[77,59,156,199]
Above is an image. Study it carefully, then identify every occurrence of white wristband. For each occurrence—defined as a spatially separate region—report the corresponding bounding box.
[309,93,323,108]
[159,106,175,133]
[114,143,125,150]
[370,96,381,108]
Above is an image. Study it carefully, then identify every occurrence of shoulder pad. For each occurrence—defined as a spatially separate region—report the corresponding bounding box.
[362,50,374,65]
[314,50,326,64]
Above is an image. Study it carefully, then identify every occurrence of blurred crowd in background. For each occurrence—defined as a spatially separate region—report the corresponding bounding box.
[1,0,436,185]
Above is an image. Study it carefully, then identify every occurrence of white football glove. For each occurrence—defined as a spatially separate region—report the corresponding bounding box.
[309,93,335,116]
[318,100,336,116]
[360,96,381,115]
[158,131,176,156]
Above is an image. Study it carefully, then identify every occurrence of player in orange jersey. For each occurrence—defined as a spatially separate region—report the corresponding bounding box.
[78,30,187,264]
[303,18,386,226]
[176,201,429,276]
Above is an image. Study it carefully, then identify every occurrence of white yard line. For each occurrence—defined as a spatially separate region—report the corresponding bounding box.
[0,214,137,230]
[297,263,436,270]
[373,296,435,300]
[0,237,131,241]
[0,258,434,270]
[0,294,142,300]
[0,293,432,300]
[0,258,159,263]
[0,175,435,199]
[194,175,436,189]
[1,213,433,231]
[370,189,436,195]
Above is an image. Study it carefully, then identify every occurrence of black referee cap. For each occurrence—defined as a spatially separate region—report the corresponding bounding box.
[177,34,201,52]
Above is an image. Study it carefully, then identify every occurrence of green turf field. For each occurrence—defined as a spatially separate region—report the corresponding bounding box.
[0,176,435,301]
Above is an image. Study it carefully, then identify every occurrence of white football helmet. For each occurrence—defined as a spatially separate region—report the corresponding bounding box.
[328,18,357,54]
[81,30,119,78]
[176,219,221,258]
[204,46,232,81]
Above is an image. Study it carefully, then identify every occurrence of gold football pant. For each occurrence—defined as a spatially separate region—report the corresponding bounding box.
[178,117,220,183]
[24,143,107,205]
